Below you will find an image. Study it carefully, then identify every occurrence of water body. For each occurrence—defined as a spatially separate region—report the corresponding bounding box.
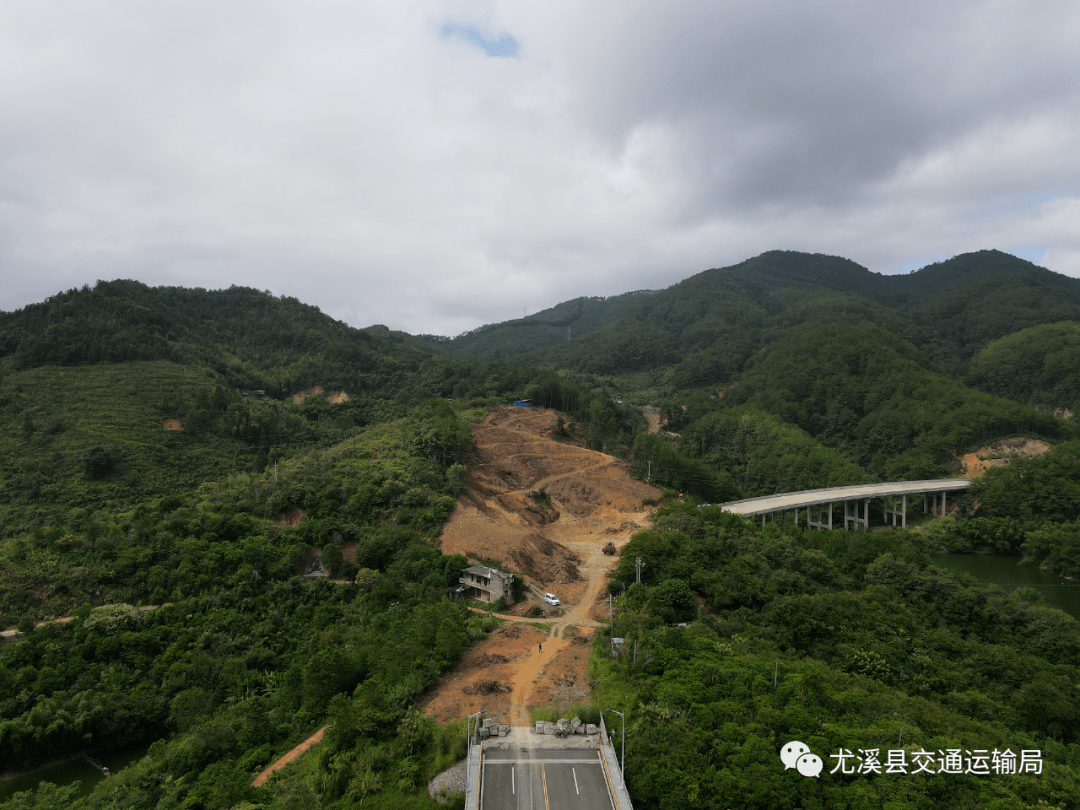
[934,553,1080,621]
[0,741,152,804]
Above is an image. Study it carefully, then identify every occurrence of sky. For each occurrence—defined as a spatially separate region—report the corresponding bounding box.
[1,1,1078,337]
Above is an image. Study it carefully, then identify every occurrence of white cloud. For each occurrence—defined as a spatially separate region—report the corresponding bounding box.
[1,1,1078,334]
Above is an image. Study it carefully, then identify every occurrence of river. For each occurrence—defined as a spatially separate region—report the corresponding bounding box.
[934,553,1080,621]
[0,741,154,804]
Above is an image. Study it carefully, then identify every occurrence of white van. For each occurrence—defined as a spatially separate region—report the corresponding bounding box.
[543,593,560,606]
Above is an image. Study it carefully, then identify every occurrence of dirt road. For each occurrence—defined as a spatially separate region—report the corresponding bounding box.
[251,726,326,787]
[256,406,659,784]
[429,406,659,727]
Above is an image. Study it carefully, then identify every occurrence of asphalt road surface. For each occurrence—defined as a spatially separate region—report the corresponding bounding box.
[481,748,615,810]
[720,478,971,516]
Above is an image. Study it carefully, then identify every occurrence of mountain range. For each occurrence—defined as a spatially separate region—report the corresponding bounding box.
[3,248,1080,809]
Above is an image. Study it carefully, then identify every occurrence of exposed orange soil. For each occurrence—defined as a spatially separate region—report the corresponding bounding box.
[251,726,326,787]
[161,419,183,431]
[958,437,1051,478]
[427,406,659,727]
[255,405,659,783]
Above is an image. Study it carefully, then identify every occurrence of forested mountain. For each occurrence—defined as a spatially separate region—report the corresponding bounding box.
[437,249,1080,385]
[0,284,643,808]
[3,252,1080,809]
[0,282,638,534]
[430,288,658,362]
[0,280,440,396]
[686,318,1070,484]
[421,249,1080,493]
[897,251,1080,357]
[967,322,1080,415]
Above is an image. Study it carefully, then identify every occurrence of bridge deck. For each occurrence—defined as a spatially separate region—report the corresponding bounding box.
[718,479,972,517]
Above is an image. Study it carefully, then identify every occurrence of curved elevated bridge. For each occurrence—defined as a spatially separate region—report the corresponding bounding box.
[718,479,973,530]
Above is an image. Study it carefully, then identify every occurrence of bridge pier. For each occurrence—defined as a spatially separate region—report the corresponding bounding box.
[844,498,870,530]
[806,503,833,530]
[883,494,907,528]
[725,480,970,532]
[925,492,948,517]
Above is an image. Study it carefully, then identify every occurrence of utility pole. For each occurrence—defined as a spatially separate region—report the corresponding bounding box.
[635,557,645,584]
[604,709,626,789]
[608,594,613,635]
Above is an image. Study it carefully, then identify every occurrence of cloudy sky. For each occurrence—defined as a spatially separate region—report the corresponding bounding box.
[1,1,1078,336]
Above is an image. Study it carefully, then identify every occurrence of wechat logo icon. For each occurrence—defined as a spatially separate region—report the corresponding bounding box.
[781,741,823,777]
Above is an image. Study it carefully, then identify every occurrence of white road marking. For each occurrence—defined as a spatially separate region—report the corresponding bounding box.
[483,759,600,764]
[573,767,580,795]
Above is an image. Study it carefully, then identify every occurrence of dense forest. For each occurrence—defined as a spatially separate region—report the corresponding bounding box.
[596,501,1080,809]
[438,250,1080,386]
[2,249,1080,808]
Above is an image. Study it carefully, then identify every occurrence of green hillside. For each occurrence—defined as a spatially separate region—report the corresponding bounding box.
[0,280,439,396]
[899,251,1080,357]
[596,502,1080,809]
[439,249,1080,384]
[966,321,1080,415]
[2,256,1080,809]
[716,318,1069,482]
[434,288,659,362]
[0,361,271,529]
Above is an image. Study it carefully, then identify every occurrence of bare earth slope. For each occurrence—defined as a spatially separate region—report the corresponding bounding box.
[438,406,657,589]
[429,406,660,726]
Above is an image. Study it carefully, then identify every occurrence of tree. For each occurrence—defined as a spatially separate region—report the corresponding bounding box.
[321,543,344,577]
[81,446,115,480]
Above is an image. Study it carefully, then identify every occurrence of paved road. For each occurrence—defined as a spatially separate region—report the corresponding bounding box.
[719,478,972,516]
[481,748,614,810]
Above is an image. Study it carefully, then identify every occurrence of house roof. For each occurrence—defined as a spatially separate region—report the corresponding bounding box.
[464,564,500,577]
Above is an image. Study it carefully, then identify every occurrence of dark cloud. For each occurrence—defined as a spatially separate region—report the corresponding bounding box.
[0,1,1077,333]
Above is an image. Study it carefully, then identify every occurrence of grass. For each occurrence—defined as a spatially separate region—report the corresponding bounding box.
[587,653,637,720]
[465,614,503,641]
[458,406,490,423]
[424,717,468,779]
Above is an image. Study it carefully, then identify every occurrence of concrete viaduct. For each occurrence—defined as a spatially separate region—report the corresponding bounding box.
[717,479,973,530]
